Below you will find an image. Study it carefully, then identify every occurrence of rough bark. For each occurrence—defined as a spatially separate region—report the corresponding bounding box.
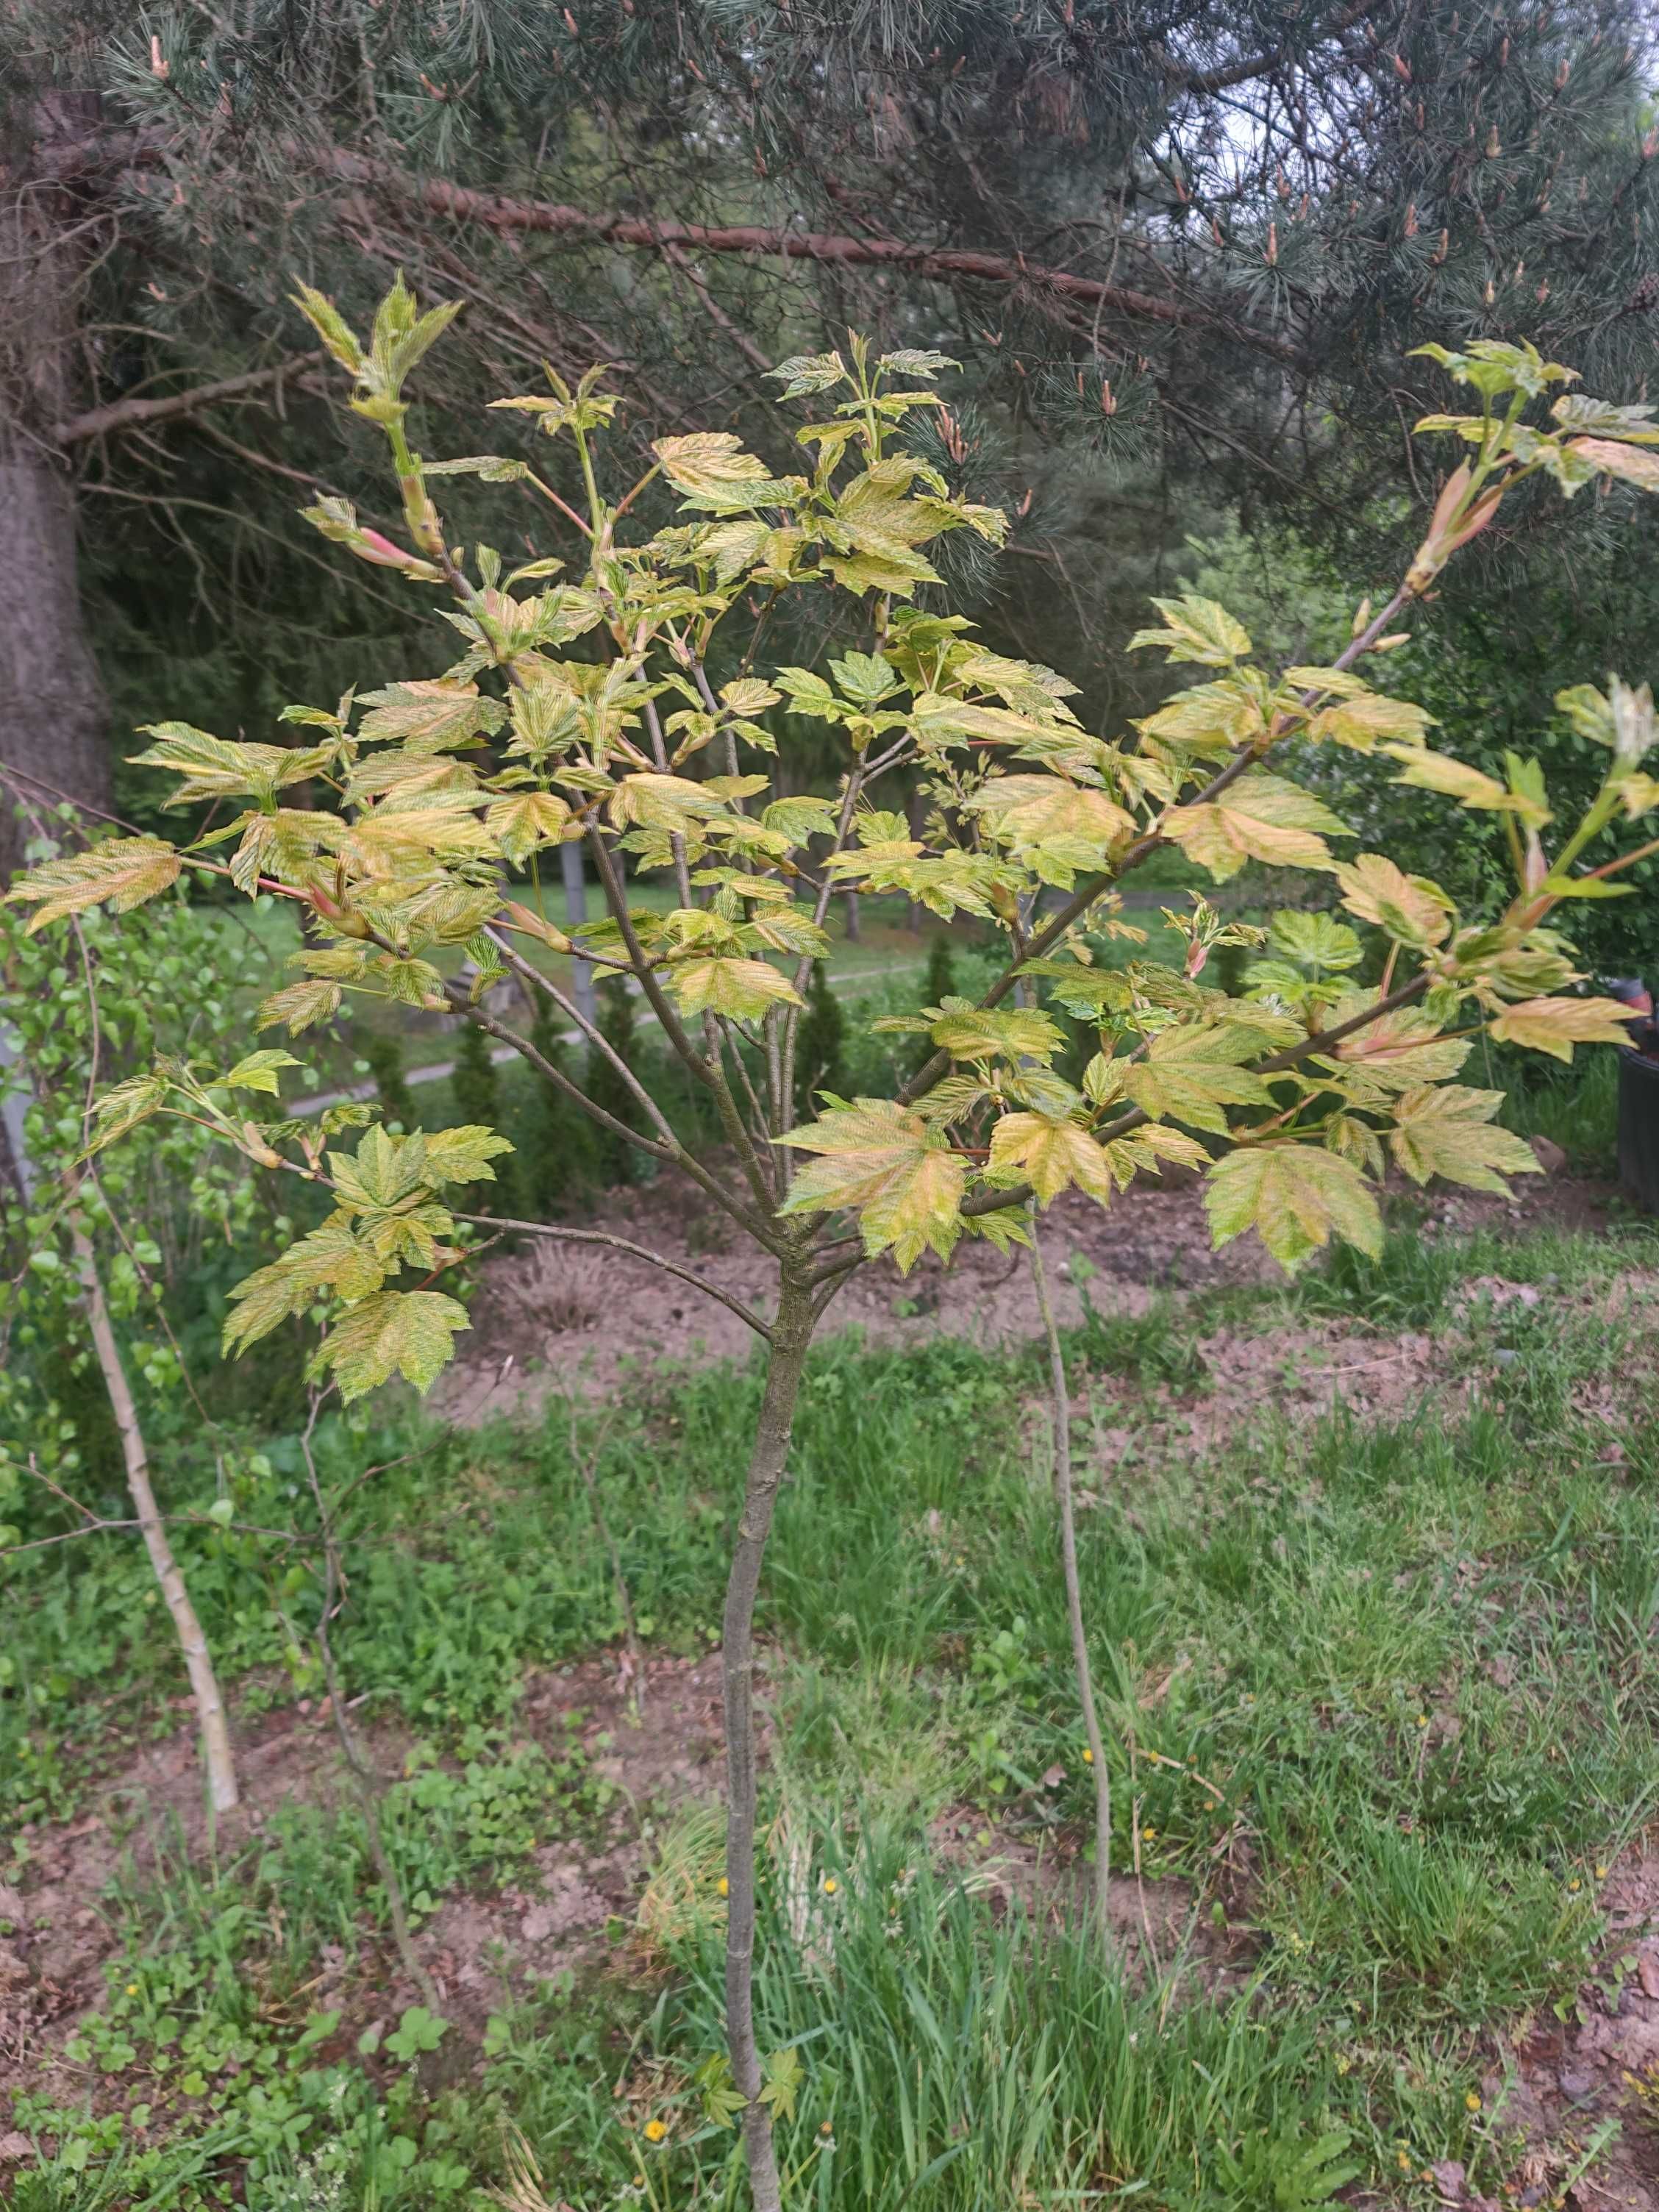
[71,1217,240,1813]
[721,1266,815,2212]
[0,457,112,877]
[0,101,112,882]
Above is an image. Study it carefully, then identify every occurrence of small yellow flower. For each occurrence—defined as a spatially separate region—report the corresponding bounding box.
[1466,2092,1483,2113]
[125,1983,140,1996]
[1141,1827,1157,1841]
[633,2176,646,2190]
[644,2120,667,2144]
[1416,1714,1430,1729]
[1595,1864,1609,1879]
[1335,2055,1352,2076]
[1397,2151,1413,2172]
[1569,1877,1582,1892]
[821,1876,838,1895]
[820,2122,833,2137]
[1082,1747,1094,1764]
[717,1877,729,1897]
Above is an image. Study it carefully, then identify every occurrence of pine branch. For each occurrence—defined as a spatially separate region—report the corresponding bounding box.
[326,154,1308,371]
[1164,0,1385,94]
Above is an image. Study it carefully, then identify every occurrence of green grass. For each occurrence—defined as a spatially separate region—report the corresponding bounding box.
[7,1216,1659,2203]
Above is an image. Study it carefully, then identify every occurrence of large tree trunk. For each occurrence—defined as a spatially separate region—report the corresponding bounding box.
[0,101,112,883]
[0,455,112,880]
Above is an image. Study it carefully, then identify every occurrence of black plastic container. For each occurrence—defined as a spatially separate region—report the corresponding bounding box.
[1618,1048,1659,1216]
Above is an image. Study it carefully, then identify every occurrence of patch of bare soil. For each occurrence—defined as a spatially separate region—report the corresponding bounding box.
[927,1800,1253,2002]
[0,1654,731,2120]
[0,1698,374,2115]
[418,1655,729,2047]
[1455,1849,1659,2212]
[440,1165,1625,1427]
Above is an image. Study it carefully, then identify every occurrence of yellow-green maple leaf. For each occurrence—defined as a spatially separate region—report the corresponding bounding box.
[486,791,571,865]
[1204,1144,1382,1271]
[9,837,182,932]
[1486,995,1636,1063]
[986,1113,1116,1205]
[671,957,802,1021]
[778,1099,965,1270]
[1121,1025,1272,1135]
[1163,773,1349,882]
[1389,1084,1542,1193]
[314,1288,471,1400]
[1128,595,1252,666]
[1332,853,1455,946]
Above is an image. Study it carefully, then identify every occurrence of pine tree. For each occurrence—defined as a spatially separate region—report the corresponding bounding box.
[794,961,846,1116]
[913,935,960,1077]
[586,977,643,1188]
[921,935,958,1010]
[362,1030,418,1132]
[449,1020,517,1218]
[450,1018,499,1133]
[10,0,1659,885]
[521,992,596,1217]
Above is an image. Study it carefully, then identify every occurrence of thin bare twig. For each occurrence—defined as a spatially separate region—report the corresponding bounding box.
[453,1216,772,1342]
[298,1388,439,2011]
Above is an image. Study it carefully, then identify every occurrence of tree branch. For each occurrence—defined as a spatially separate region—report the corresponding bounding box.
[53,350,324,448]
[1163,0,1382,94]
[458,1219,772,1342]
[327,154,1307,373]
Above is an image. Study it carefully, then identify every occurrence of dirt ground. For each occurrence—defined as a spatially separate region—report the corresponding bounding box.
[436,1154,1622,1426]
[6,1163,1655,2194]
[10,1650,1659,2205]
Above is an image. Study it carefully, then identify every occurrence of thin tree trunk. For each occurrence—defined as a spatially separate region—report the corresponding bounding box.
[843,888,860,944]
[721,1266,814,2212]
[1028,1223,1112,1948]
[905,790,927,933]
[299,1396,438,2009]
[71,1217,239,1812]
[560,840,596,1030]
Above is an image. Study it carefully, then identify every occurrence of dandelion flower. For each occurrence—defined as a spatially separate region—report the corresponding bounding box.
[1397,2151,1413,2171]
[820,2122,833,2137]
[1141,1827,1157,1841]
[125,1983,140,1996]
[717,1877,729,1897]
[1082,1747,1094,1764]
[644,2120,667,2144]
[1569,1877,1582,1892]
[1595,1864,1609,1880]
[1416,1714,1430,1729]
[1466,2092,1483,2112]
[821,1876,838,1895]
